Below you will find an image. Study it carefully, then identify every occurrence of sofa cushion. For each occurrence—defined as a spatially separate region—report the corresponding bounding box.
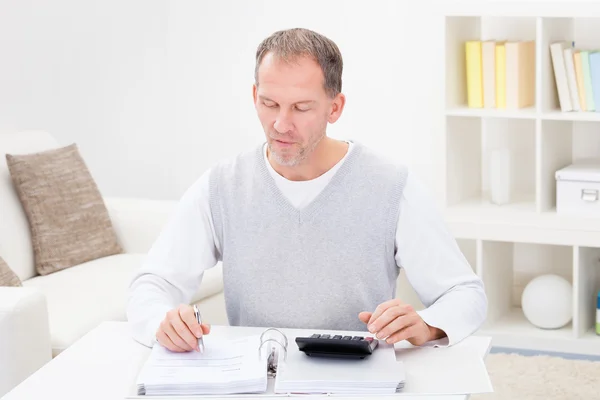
[22,254,224,356]
[0,131,60,281]
[6,143,123,276]
[0,256,21,287]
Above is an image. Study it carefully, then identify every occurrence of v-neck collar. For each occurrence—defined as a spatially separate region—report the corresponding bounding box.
[256,141,362,223]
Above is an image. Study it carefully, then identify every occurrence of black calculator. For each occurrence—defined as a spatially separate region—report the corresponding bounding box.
[295,333,379,359]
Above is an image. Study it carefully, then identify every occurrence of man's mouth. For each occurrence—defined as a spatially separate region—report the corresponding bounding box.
[272,138,294,145]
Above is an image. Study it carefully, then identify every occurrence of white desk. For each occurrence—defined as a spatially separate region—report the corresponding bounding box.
[1,321,492,400]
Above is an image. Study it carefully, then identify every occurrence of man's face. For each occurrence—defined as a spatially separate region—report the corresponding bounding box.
[253,53,333,167]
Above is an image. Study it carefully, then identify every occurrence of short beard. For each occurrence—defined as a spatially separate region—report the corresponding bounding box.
[269,131,326,167]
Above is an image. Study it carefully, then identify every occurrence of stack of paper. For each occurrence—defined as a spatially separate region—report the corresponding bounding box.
[136,335,268,396]
[273,340,405,395]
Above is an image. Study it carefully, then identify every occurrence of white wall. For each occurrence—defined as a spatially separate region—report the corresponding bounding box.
[0,0,444,201]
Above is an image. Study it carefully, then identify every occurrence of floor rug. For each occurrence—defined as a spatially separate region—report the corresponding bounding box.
[471,352,600,399]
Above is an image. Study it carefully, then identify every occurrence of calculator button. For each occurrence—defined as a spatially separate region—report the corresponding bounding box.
[320,334,330,339]
[342,336,352,340]
[365,337,373,342]
[332,335,342,340]
[351,336,363,340]
[310,334,320,338]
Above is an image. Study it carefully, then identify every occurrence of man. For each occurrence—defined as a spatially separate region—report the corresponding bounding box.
[127,28,487,353]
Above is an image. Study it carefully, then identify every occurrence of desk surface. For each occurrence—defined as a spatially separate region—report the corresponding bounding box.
[2,322,492,400]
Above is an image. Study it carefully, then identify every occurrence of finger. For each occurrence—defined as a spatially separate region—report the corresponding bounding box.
[202,323,211,335]
[156,329,187,352]
[370,303,414,334]
[375,314,417,340]
[385,323,419,345]
[171,315,200,351]
[367,299,401,326]
[163,320,193,351]
[358,312,372,324]
[179,305,203,338]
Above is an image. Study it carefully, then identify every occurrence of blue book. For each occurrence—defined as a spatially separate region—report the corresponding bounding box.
[589,52,600,112]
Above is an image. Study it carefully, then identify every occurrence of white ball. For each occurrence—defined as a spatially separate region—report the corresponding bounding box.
[521,274,573,329]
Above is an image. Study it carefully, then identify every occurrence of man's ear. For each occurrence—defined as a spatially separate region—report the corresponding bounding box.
[328,93,346,123]
[252,84,258,105]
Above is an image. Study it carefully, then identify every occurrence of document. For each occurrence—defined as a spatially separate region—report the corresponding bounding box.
[136,335,268,395]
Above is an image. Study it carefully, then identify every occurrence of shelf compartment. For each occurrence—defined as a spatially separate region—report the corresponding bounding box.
[445,16,537,110]
[446,116,536,211]
[573,246,600,338]
[540,17,600,114]
[539,120,600,212]
[480,240,573,337]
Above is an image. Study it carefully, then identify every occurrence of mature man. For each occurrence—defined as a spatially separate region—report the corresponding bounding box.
[127,28,487,353]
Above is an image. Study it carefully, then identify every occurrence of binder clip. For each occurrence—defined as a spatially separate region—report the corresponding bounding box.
[258,327,288,377]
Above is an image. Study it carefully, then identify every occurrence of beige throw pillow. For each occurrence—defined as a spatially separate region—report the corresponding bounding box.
[6,144,123,275]
[0,256,22,287]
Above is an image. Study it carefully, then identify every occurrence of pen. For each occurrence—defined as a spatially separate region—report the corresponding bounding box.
[193,304,205,353]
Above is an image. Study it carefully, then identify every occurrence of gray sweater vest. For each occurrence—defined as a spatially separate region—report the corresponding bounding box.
[209,142,408,331]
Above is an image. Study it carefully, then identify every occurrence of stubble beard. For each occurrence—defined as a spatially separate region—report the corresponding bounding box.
[268,130,326,167]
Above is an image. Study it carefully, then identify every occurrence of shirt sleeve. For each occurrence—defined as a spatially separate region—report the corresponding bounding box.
[395,169,487,346]
[126,168,221,348]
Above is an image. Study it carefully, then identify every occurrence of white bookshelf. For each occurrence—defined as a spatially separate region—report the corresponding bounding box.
[441,4,600,355]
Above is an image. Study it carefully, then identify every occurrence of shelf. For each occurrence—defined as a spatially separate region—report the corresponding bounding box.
[445,108,600,121]
[445,107,537,119]
[443,11,600,356]
[445,201,600,246]
[478,309,600,356]
[542,111,600,122]
[480,307,573,340]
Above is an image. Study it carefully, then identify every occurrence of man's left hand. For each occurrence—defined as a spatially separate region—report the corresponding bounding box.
[359,299,446,346]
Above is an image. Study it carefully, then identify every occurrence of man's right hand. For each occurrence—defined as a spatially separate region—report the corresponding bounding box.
[156,304,211,352]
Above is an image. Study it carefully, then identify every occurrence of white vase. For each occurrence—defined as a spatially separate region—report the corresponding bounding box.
[490,148,511,205]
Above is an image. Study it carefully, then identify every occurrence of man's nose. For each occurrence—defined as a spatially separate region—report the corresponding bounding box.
[273,110,293,134]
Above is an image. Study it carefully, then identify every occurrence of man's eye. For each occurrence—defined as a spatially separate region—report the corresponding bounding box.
[264,102,277,108]
[295,107,309,112]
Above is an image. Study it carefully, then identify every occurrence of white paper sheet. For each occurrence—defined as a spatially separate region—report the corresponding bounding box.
[394,343,493,395]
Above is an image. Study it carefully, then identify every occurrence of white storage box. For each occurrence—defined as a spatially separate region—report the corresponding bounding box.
[556,159,600,217]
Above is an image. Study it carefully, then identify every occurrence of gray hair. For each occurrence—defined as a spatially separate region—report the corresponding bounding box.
[254,28,343,98]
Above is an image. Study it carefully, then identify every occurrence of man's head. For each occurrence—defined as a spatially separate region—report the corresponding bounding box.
[253,28,345,167]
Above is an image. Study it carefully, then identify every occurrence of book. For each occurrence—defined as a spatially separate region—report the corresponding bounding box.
[505,40,535,109]
[482,41,497,108]
[496,42,507,108]
[466,41,484,108]
[581,51,595,111]
[573,50,588,111]
[589,52,600,113]
[563,46,581,111]
[134,328,405,396]
[550,41,573,111]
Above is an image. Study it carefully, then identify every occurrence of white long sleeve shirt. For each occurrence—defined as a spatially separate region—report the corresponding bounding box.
[127,142,487,348]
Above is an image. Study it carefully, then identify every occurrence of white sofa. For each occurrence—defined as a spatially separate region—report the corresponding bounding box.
[0,131,227,397]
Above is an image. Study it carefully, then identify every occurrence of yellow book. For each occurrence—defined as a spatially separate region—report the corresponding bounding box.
[573,50,587,111]
[465,41,483,108]
[495,42,506,108]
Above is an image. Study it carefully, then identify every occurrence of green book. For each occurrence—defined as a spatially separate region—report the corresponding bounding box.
[581,51,596,111]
